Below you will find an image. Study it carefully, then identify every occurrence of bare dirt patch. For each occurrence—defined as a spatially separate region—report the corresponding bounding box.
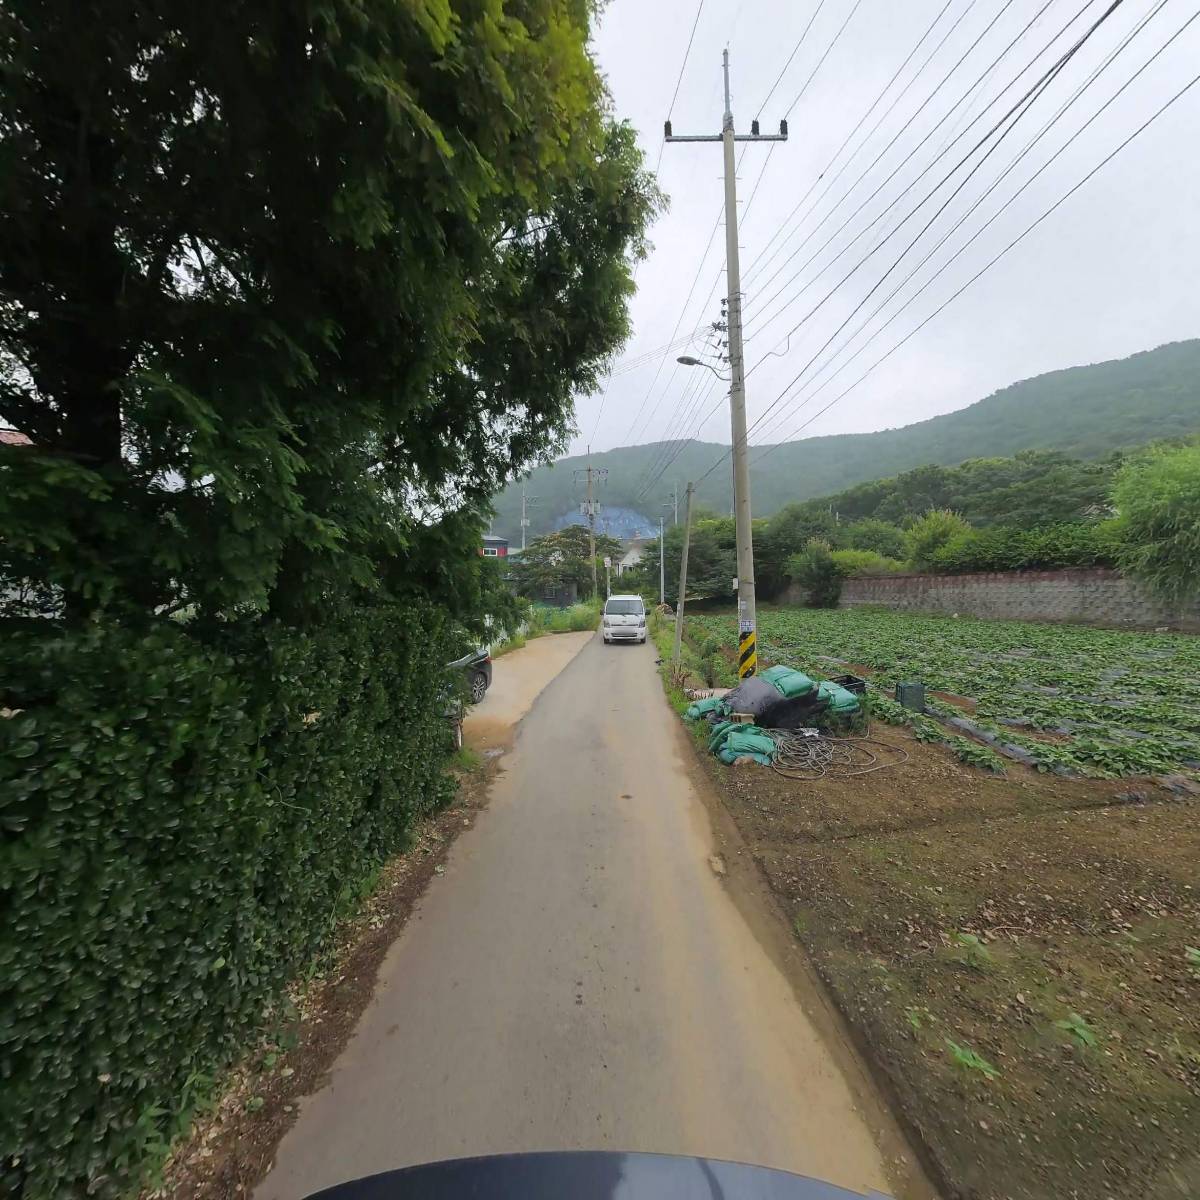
[687,717,1200,1200]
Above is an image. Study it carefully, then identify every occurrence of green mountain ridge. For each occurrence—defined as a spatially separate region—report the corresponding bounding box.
[490,338,1200,541]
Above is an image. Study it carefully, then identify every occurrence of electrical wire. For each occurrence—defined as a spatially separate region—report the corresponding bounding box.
[622,207,724,449]
[655,0,708,176]
[738,64,1200,472]
[743,0,1058,324]
[745,0,1186,449]
[753,0,829,118]
[783,0,868,117]
[743,0,1126,413]
[640,0,1073,495]
[743,0,965,289]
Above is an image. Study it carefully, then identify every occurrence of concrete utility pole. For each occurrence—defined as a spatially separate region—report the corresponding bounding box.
[659,517,665,606]
[673,482,695,669]
[520,480,541,552]
[666,50,786,678]
[669,482,678,525]
[574,452,607,601]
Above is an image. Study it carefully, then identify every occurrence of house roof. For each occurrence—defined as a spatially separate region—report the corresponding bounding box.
[1,429,32,447]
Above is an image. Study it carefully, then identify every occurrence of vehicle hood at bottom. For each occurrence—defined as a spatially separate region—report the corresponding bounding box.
[305,1151,892,1199]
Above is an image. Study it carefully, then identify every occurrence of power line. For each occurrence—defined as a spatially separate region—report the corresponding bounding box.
[754,0,829,117]
[589,327,708,445]
[742,0,965,289]
[636,373,723,501]
[739,0,964,291]
[740,0,1129,450]
[747,0,1187,448]
[743,0,1111,363]
[743,0,1046,320]
[783,0,868,117]
[632,325,723,497]
[655,0,708,175]
[622,207,724,448]
[738,65,1200,473]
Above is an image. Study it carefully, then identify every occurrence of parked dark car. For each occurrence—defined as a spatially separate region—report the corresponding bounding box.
[304,1152,893,1199]
[439,648,491,751]
[449,647,492,705]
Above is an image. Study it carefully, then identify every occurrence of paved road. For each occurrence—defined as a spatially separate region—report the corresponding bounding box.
[257,633,923,1200]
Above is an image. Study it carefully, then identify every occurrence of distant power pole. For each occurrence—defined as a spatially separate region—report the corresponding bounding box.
[673,482,695,669]
[520,480,541,552]
[668,482,679,525]
[574,450,607,600]
[666,49,787,678]
[659,517,665,606]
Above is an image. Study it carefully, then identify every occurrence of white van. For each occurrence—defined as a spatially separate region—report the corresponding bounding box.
[601,594,647,644]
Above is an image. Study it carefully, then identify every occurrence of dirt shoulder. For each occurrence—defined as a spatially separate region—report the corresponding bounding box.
[680,709,1200,1199]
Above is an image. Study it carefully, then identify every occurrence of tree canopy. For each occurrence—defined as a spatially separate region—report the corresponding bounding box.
[0,0,659,624]
[1112,442,1200,604]
[509,524,622,600]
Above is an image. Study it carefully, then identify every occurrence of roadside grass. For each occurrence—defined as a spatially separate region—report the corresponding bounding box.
[451,746,483,773]
[490,600,600,656]
[490,631,527,658]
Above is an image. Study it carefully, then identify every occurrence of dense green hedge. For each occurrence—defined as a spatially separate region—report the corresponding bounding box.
[0,606,456,1199]
[927,521,1121,574]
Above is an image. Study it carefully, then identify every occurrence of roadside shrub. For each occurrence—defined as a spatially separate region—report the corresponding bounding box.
[0,606,456,1199]
[1111,441,1200,604]
[843,518,907,560]
[526,600,599,634]
[786,539,842,607]
[904,509,972,570]
[830,548,905,577]
[930,522,1121,573]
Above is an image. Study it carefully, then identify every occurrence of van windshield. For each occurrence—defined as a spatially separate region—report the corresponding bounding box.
[605,598,643,615]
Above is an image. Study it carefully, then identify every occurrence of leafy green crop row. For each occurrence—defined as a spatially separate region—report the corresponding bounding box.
[686,608,1200,778]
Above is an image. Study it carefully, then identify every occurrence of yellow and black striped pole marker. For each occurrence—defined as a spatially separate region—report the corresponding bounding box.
[737,626,757,678]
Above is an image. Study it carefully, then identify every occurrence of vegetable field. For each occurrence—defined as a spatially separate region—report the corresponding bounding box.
[686,607,1200,777]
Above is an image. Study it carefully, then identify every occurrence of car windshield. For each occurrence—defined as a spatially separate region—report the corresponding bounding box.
[605,599,642,615]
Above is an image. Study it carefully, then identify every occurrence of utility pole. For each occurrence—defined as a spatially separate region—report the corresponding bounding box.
[668,482,678,525]
[574,452,607,600]
[520,480,541,552]
[658,517,666,606]
[673,482,695,669]
[666,50,786,677]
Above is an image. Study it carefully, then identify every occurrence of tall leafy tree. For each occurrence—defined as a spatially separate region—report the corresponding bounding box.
[1111,441,1200,604]
[0,0,659,622]
[509,523,621,600]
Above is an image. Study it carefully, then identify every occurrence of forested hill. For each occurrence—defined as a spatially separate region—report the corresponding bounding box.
[490,339,1200,541]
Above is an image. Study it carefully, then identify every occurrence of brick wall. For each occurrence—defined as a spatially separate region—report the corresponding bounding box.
[785,568,1199,630]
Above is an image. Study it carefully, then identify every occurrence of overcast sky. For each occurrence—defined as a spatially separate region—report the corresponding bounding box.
[567,0,1200,456]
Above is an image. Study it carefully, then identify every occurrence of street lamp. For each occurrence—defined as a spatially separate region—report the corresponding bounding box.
[677,355,730,381]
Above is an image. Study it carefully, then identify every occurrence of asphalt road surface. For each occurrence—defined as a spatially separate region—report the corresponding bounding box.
[256,632,927,1200]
